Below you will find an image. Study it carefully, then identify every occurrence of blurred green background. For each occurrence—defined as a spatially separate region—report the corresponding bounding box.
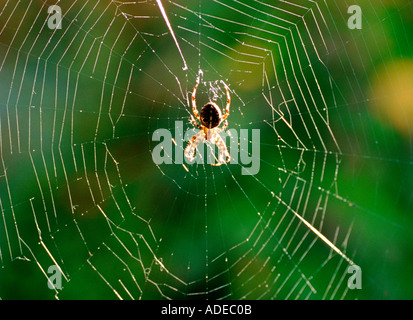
[0,0,412,299]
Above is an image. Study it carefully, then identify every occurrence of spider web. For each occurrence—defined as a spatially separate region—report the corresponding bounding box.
[0,0,412,299]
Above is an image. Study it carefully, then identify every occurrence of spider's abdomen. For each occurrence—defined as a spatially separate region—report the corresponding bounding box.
[200,102,221,129]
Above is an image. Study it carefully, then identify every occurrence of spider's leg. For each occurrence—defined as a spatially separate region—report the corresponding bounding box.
[191,81,201,122]
[190,115,203,130]
[185,130,204,163]
[220,80,231,121]
[211,132,230,166]
[220,119,228,131]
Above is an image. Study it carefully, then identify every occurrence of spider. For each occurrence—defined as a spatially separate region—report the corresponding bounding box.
[184,80,231,166]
